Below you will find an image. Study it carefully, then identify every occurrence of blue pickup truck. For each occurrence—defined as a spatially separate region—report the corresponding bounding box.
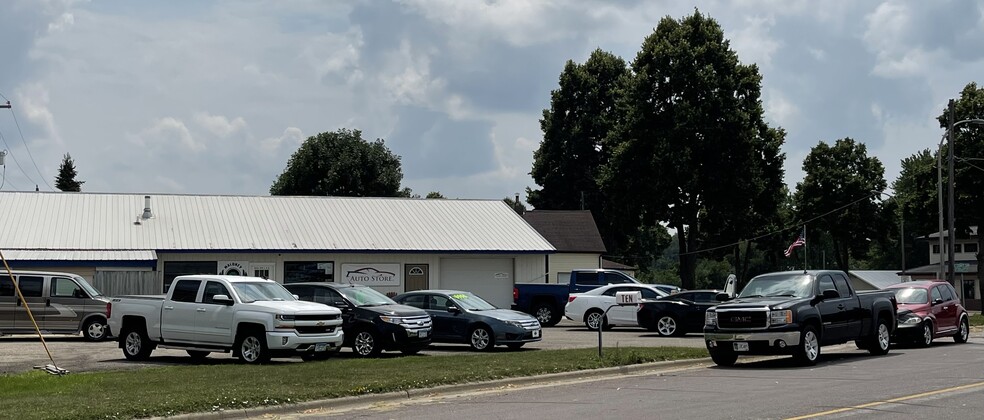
[512,269,639,326]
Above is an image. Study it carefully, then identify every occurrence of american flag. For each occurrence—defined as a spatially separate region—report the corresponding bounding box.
[784,231,806,257]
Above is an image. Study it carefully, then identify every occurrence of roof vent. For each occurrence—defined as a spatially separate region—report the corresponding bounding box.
[141,195,154,219]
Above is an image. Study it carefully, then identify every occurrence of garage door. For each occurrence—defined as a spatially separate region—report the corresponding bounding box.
[439,258,513,309]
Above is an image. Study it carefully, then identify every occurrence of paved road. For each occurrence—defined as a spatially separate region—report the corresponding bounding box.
[298,336,984,419]
[0,318,705,374]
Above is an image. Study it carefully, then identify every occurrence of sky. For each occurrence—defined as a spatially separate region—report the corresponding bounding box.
[0,0,982,203]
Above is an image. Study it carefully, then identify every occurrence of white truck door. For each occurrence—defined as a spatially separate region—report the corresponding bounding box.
[196,280,235,344]
[161,279,203,342]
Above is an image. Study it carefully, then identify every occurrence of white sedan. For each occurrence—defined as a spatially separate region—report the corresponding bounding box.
[565,284,668,330]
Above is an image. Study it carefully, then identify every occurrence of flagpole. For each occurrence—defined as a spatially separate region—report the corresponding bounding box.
[802,225,807,272]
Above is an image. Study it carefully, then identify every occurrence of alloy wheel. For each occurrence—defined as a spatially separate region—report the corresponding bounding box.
[471,328,491,350]
[241,336,262,362]
[355,332,376,356]
[124,332,142,356]
[803,330,819,361]
[657,316,677,336]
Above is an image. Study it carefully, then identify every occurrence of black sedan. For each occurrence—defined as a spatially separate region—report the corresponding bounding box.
[393,290,542,351]
[637,290,724,336]
[284,282,432,357]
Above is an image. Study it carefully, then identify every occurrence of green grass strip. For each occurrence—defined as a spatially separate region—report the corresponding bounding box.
[0,347,707,419]
[970,312,984,327]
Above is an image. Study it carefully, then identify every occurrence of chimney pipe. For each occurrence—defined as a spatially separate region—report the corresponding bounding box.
[142,195,154,219]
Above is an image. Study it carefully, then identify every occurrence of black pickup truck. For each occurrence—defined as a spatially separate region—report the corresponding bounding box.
[703,270,897,366]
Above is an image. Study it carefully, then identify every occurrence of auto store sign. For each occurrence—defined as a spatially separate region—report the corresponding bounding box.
[341,263,401,286]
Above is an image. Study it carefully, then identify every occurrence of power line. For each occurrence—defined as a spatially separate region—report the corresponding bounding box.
[7,108,54,191]
[0,126,38,187]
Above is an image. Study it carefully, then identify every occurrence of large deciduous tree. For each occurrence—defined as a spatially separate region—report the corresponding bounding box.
[528,49,630,252]
[54,153,84,192]
[270,129,405,197]
[604,11,785,289]
[891,149,940,269]
[939,82,984,278]
[794,138,887,272]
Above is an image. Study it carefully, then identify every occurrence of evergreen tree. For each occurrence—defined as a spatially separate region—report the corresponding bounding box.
[54,153,84,192]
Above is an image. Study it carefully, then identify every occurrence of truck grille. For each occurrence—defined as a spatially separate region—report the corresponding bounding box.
[295,314,340,321]
[296,326,336,334]
[717,310,768,329]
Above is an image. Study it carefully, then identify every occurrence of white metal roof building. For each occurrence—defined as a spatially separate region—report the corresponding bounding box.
[0,192,554,307]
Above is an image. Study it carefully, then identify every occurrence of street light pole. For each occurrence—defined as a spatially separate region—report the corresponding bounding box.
[947,100,956,286]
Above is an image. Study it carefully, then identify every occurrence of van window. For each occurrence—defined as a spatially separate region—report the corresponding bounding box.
[171,280,202,303]
[0,277,13,296]
[18,276,44,297]
[51,277,83,298]
[573,271,598,286]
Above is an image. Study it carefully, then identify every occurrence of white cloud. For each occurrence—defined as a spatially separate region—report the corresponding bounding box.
[13,83,62,149]
[729,15,780,68]
[764,89,798,127]
[260,127,305,154]
[194,112,247,138]
[47,12,74,32]
[129,117,203,153]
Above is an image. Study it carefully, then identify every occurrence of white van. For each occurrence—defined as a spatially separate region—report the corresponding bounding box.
[0,270,111,341]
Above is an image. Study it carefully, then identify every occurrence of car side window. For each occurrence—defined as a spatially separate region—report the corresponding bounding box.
[672,293,693,302]
[604,272,631,284]
[693,292,715,303]
[938,285,954,302]
[930,286,943,303]
[641,288,662,300]
[945,284,959,301]
[171,280,201,303]
[430,295,452,310]
[0,277,13,296]
[400,294,426,309]
[602,287,624,297]
[574,272,598,285]
[818,275,836,295]
[832,275,852,298]
[202,281,231,304]
[51,277,82,298]
[326,290,349,307]
[17,276,44,297]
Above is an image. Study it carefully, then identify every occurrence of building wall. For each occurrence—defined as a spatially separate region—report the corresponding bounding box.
[928,239,979,264]
[542,253,601,284]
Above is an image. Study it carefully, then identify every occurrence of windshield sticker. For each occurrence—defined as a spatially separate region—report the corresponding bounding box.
[451,294,469,300]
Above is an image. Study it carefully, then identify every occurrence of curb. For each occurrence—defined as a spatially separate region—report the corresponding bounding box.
[164,357,714,419]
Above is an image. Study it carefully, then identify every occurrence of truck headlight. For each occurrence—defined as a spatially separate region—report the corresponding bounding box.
[899,314,922,325]
[275,314,295,321]
[770,310,792,326]
[705,311,717,327]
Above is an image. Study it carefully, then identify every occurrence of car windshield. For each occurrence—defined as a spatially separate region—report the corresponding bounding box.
[738,273,814,298]
[337,286,396,306]
[232,281,296,303]
[894,288,928,304]
[449,292,497,311]
[76,276,103,297]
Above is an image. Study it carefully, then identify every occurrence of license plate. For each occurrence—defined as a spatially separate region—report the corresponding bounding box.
[315,343,328,352]
[733,342,749,352]
[532,329,541,338]
[418,329,429,338]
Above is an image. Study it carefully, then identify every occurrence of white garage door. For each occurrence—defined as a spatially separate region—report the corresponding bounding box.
[439,258,514,309]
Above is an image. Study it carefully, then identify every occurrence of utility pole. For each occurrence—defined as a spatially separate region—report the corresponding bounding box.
[946,99,957,287]
[1,101,10,109]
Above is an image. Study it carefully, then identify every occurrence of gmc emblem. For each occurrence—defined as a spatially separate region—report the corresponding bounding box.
[731,316,752,323]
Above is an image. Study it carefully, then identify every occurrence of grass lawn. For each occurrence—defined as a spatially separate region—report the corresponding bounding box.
[0,346,707,419]
[970,312,984,327]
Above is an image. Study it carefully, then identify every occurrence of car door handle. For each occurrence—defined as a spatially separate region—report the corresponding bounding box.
[163,306,174,310]
[197,308,207,312]
[837,304,845,310]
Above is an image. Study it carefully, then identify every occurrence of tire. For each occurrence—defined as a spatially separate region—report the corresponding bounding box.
[709,349,738,367]
[469,325,495,351]
[82,317,109,342]
[506,342,525,350]
[532,303,559,327]
[656,314,681,337]
[352,329,382,358]
[236,331,270,364]
[915,322,933,347]
[793,325,821,366]
[854,340,868,350]
[867,317,891,356]
[121,326,153,361]
[187,350,210,360]
[584,309,606,331]
[954,316,970,343]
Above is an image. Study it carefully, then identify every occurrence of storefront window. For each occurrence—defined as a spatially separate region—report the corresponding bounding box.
[163,261,217,292]
[964,280,976,300]
[284,261,334,284]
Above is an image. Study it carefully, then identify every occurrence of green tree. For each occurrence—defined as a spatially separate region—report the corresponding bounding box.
[890,149,939,269]
[604,11,785,289]
[938,82,984,277]
[270,129,405,197]
[425,192,445,199]
[794,138,887,272]
[528,49,630,253]
[503,196,527,214]
[54,153,84,192]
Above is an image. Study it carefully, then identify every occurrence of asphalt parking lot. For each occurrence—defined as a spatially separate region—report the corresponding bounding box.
[0,318,707,375]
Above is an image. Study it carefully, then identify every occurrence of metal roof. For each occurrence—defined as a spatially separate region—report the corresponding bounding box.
[0,250,157,260]
[848,270,905,289]
[0,192,555,253]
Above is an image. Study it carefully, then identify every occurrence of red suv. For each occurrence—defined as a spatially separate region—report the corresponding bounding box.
[885,280,970,347]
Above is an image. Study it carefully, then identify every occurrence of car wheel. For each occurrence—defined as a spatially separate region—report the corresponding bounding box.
[954,316,970,343]
[82,317,109,342]
[656,314,681,337]
[854,339,868,350]
[916,322,933,347]
[236,332,270,364]
[584,309,605,331]
[121,326,153,361]
[793,325,820,366]
[867,317,891,356]
[506,342,525,350]
[532,303,559,327]
[709,349,738,367]
[187,350,210,360]
[469,326,495,351]
[353,330,382,357]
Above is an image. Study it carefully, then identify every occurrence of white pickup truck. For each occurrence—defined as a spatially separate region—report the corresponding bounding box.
[107,275,344,364]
